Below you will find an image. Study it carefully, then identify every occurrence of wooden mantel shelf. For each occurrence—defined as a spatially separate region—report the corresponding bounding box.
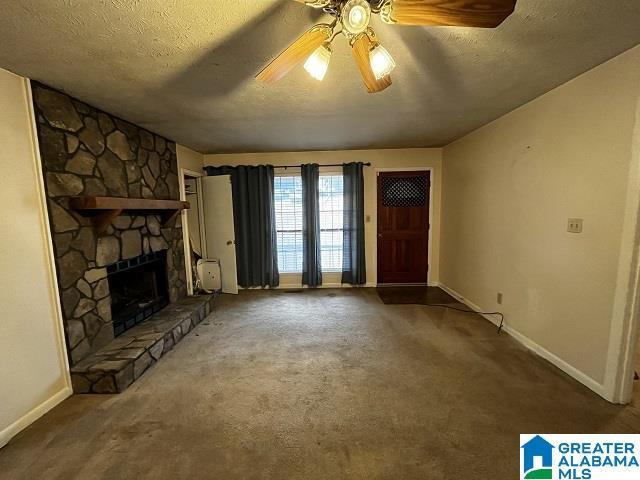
[70,196,190,235]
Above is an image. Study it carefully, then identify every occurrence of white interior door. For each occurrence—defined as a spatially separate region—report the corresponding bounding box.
[202,175,238,294]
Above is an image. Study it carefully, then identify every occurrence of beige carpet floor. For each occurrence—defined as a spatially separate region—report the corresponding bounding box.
[1,288,639,479]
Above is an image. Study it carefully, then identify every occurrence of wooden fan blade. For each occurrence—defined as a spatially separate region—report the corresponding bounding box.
[380,0,517,28]
[351,33,392,94]
[256,25,332,84]
[292,0,331,7]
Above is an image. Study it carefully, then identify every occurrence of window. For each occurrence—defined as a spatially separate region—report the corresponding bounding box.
[274,175,303,273]
[318,174,344,271]
[274,173,344,273]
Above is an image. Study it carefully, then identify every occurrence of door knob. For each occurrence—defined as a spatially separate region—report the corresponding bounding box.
[226,240,233,245]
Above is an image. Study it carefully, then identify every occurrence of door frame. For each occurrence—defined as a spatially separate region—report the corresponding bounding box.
[179,167,207,296]
[606,99,640,403]
[374,167,435,287]
[612,256,640,403]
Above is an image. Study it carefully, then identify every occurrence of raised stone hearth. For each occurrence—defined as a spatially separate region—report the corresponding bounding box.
[31,82,189,374]
[71,295,214,394]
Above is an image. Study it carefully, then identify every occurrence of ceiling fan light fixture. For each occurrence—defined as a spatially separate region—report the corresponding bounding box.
[369,43,396,80]
[262,0,518,92]
[304,43,332,81]
[342,0,371,35]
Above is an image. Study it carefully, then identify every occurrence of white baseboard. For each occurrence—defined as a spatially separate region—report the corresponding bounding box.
[276,283,377,290]
[0,386,72,449]
[438,283,504,327]
[244,281,378,290]
[437,283,609,401]
[502,323,608,400]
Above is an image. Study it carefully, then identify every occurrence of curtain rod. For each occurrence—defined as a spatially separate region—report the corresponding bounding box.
[273,163,372,169]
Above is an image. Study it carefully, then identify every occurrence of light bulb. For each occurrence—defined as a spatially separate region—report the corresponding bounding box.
[350,7,367,29]
[369,44,396,80]
[304,44,332,81]
[342,0,371,35]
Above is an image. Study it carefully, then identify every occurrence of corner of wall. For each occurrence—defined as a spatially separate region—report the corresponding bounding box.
[0,386,73,449]
[0,73,72,448]
[24,79,72,388]
[177,144,205,174]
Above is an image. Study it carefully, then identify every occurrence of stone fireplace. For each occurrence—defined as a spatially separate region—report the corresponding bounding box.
[31,82,189,368]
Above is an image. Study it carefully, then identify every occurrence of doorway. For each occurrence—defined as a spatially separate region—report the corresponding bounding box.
[377,171,431,284]
[179,168,206,295]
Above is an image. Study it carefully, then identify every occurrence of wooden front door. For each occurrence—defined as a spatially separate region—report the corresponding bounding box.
[377,171,430,284]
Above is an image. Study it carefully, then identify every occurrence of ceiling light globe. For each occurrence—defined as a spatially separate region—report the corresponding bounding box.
[304,44,332,81]
[369,44,396,80]
[342,0,371,35]
[350,7,366,28]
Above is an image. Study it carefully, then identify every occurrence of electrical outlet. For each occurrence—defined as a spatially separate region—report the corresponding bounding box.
[497,292,503,305]
[567,218,583,234]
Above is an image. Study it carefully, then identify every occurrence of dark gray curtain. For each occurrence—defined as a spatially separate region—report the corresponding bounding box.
[204,165,279,288]
[301,164,322,287]
[342,163,366,285]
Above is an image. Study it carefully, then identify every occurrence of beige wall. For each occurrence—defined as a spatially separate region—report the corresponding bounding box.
[440,45,640,397]
[205,149,442,287]
[177,144,204,174]
[0,69,71,447]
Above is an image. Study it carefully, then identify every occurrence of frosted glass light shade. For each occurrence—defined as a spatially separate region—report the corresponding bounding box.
[369,44,396,80]
[342,0,371,35]
[304,44,332,81]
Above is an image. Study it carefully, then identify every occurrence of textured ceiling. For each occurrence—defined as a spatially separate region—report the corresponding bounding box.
[1,1,640,153]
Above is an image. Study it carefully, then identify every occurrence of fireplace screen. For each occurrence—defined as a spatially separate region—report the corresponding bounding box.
[107,251,169,337]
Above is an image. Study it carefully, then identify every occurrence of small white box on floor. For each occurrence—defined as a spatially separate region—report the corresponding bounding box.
[197,259,221,292]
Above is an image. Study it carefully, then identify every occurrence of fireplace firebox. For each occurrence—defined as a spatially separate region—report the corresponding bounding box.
[107,251,169,337]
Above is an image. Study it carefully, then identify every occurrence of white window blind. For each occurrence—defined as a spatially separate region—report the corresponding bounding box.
[318,174,344,272]
[274,175,303,273]
[274,173,344,273]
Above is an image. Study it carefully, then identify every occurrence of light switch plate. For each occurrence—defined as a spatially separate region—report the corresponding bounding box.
[567,218,583,234]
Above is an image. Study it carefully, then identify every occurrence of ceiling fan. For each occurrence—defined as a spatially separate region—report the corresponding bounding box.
[256,0,517,93]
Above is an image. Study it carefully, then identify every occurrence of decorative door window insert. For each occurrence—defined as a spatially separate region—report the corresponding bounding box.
[381,175,428,207]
